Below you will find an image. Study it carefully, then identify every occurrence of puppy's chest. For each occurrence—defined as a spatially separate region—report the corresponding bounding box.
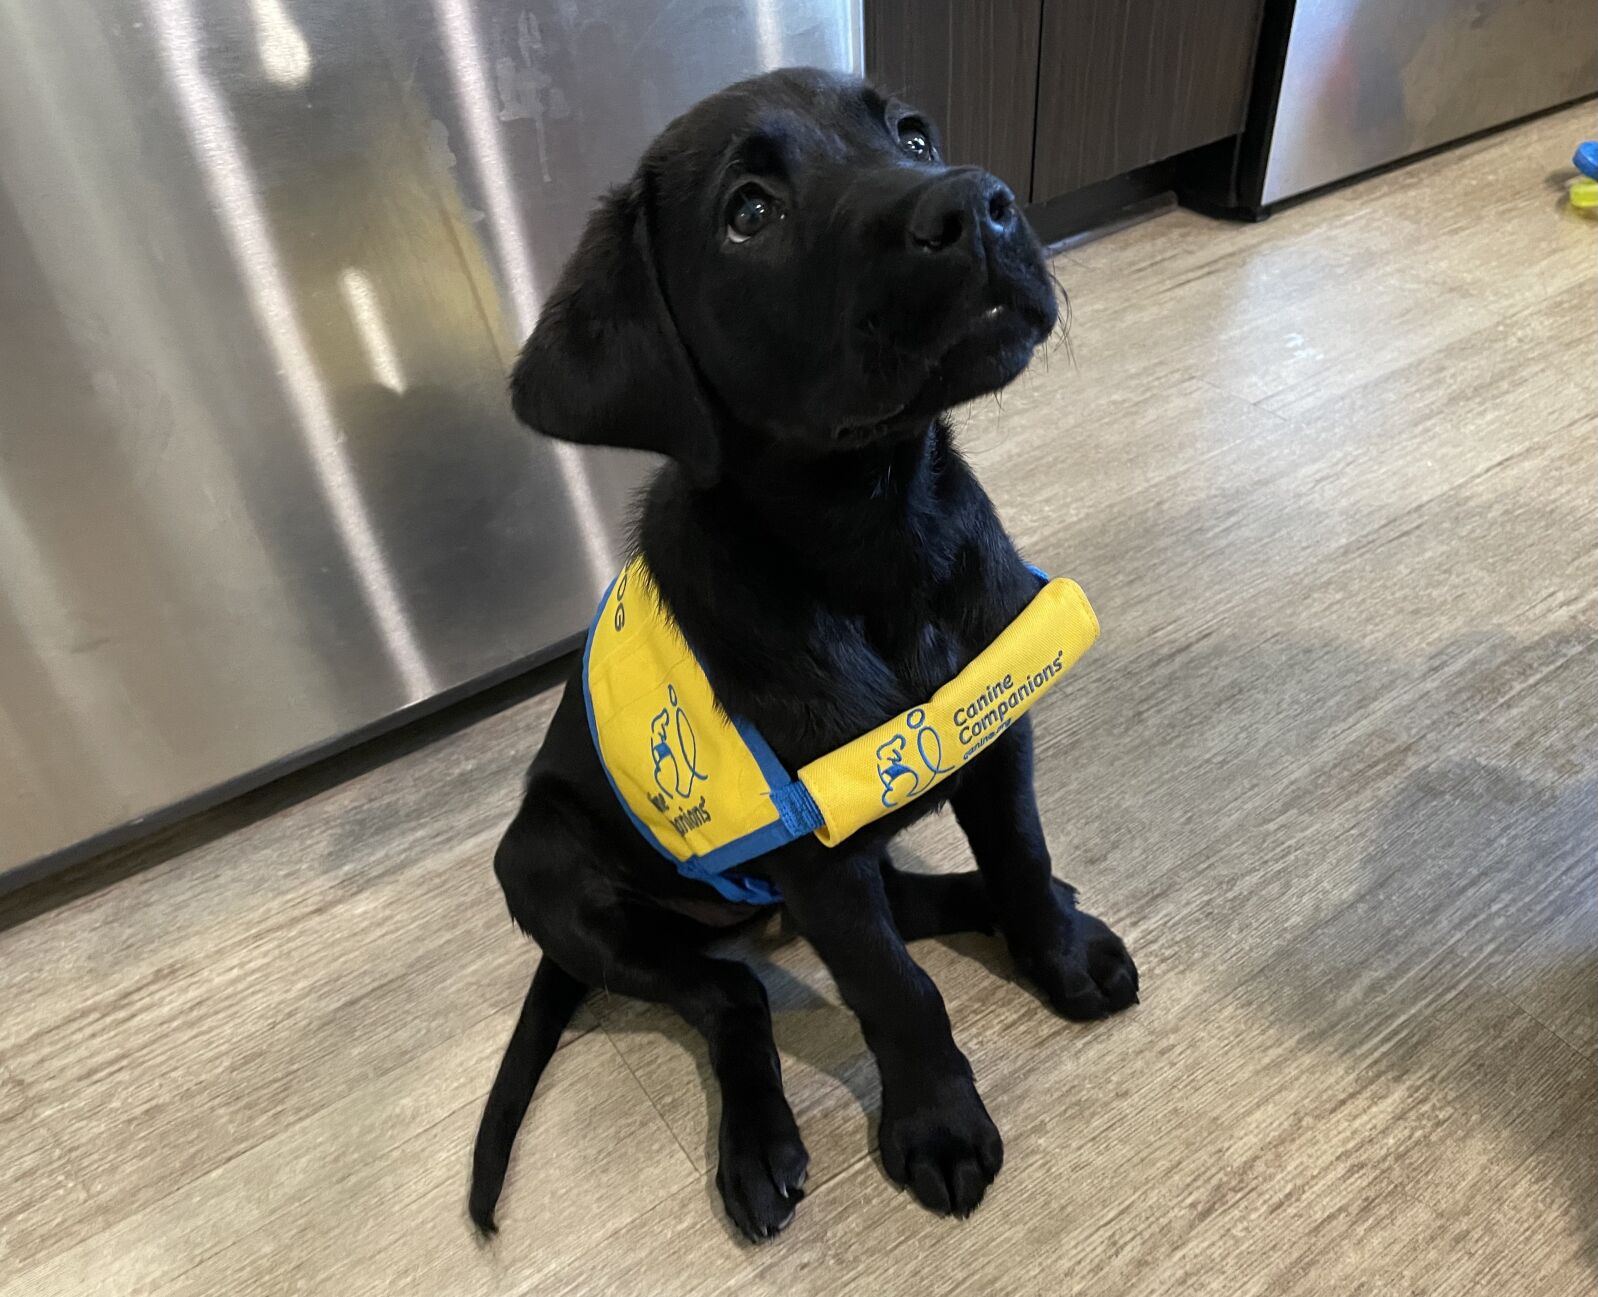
[863,612,964,697]
[798,607,969,749]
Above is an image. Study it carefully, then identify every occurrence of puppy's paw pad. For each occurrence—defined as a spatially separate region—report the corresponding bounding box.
[1026,902,1139,1022]
[716,1117,809,1243]
[880,1083,1003,1218]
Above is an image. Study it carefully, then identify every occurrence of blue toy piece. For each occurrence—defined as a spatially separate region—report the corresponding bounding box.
[1574,142,1598,179]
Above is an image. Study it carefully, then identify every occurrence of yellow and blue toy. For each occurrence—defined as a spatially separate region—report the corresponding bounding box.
[582,557,1099,903]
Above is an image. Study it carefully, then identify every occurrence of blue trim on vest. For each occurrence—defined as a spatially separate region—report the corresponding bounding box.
[732,715,791,792]
[672,823,788,904]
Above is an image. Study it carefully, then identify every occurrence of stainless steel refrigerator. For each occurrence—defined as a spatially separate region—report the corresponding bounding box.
[1213,0,1596,213]
[0,0,862,884]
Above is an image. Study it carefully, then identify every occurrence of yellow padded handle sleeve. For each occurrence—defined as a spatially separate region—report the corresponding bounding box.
[797,578,1099,847]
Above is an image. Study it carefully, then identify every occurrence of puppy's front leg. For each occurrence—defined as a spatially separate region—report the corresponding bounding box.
[770,845,1003,1216]
[951,716,1140,1020]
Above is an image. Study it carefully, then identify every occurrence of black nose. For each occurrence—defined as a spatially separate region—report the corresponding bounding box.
[907,170,1017,253]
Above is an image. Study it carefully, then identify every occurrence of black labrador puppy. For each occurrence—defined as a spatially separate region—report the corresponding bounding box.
[470,67,1137,1242]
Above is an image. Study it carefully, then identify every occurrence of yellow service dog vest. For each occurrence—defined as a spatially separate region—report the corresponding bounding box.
[582,558,1099,904]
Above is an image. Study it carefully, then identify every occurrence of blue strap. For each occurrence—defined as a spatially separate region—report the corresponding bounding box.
[683,862,783,906]
[771,779,826,836]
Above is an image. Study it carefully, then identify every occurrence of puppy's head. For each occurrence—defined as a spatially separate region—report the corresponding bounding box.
[512,68,1058,484]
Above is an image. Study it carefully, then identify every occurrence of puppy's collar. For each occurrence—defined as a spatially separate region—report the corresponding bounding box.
[581,557,1099,904]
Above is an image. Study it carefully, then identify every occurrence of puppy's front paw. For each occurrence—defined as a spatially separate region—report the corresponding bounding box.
[715,1101,810,1243]
[1017,883,1139,1021]
[879,1077,1004,1217]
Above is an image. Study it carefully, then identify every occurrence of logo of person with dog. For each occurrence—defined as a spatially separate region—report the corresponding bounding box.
[650,684,707,801]
[875,707,948,808]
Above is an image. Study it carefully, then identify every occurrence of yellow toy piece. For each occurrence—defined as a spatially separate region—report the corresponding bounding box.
[1570,177,1598,212]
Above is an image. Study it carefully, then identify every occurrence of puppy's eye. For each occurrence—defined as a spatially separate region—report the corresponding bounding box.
[898,122,932,160]
[725,186,778,243]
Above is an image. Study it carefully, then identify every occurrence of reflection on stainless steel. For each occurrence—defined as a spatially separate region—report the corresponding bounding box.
[250,0,312,86]
[0,0,862,881]
[433,0,543,328]
[430,0,608,590]
[755,0,786,67]
[339,269,408,394]
[148,0,439,701]
[1262,0,1597,205]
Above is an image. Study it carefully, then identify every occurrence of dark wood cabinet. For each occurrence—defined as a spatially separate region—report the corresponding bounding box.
[866,0,1044,202]
[865,0,1265,222]
[1031,0,1262,198]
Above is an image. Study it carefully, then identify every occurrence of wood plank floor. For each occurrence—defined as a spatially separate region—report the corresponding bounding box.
[2,104,1594,1296]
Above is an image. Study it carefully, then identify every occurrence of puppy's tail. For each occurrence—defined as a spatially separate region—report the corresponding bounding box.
[468,955,589,1235]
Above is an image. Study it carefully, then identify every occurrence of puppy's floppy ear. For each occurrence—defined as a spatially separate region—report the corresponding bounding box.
[509,177,720,486]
